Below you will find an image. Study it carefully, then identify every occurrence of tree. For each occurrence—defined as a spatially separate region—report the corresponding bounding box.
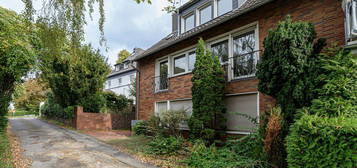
[13,79,47,113]
[256,16,325,122]
[116,49,131,64]
[38,24,110,113]
[0,7,36,130]
[188,39,226,141]
[256,16,326,167]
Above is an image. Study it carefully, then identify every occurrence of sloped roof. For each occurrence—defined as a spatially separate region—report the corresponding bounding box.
[108,48,144,77]
[134,0,273,61]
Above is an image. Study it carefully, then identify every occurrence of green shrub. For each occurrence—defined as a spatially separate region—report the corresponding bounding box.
[133,121,150,136]
[103,91,132,114]
[145,136,184,155]
[286,114,357,168]
[159,109,188,136]
[306,47,357,117]
[184,141,270,168]
[8,110,38,117]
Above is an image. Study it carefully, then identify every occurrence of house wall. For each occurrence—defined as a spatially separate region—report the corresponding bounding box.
[137,0,345,120]
[105,70,136,100]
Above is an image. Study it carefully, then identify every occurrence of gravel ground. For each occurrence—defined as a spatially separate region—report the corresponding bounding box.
[9,118,156,168]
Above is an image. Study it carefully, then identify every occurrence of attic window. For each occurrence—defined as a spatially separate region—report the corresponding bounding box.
[217,0,232,16]
[183,14,195,32]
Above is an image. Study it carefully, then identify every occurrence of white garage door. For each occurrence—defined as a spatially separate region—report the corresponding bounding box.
[224,93,259,132]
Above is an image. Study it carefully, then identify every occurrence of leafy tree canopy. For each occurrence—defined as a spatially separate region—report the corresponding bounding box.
[13,79,47,113]
[0,7,36,130]
[116,49,131,64]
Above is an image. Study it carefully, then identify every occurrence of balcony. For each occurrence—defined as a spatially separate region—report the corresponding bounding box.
[153,75,169,92]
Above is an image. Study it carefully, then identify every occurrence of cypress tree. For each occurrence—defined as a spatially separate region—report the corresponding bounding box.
[189,39,226,141]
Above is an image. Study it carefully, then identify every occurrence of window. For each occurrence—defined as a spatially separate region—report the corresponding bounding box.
[156,101,168,115]
[118,78,122,85]
[108,80,111,88]
[174,55,187,74]
[211,40,229,63]
[225,93,258,132]
[344,0,357,43]
[171,50,196,76]
[183,14,195,32]
[199,5,212,25]
[232,31,257,78]
[217,0,232,16]
[188,52,196,71]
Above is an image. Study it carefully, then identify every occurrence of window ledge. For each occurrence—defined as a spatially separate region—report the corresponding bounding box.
[154,89,169,94]
[169,71,193,78]
[228,76,257,83]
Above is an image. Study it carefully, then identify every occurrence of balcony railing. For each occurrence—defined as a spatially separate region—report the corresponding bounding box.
[229,50,260,79]
[153,75,169,92]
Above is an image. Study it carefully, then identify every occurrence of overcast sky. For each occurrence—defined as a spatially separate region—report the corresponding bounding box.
[0,0,179,66]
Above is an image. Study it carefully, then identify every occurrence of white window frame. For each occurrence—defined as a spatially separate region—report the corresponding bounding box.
[216,0,233,16]
[154,57,170,92]
[209,37,230,65]
[181,12,195,33]
[206,22,259,81]
[170,48,196,77]
[196,3,213,26]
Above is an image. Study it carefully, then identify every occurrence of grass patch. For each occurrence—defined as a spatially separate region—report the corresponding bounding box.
[0,130,13,168]
[107,135,189,168]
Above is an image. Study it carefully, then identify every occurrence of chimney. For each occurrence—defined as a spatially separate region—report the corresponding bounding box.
[172,12,179,33]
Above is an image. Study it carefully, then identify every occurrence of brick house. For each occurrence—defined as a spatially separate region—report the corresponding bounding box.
[133,0,350,134]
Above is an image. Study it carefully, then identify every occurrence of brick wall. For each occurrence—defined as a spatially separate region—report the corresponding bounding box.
[74,107,112,130]
[137,0,344,120]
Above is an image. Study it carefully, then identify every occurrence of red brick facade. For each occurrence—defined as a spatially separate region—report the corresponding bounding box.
[137,0,345,120]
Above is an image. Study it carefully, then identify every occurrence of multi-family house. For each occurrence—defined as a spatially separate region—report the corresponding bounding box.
[105,48,144,101]
[134,0,351,134]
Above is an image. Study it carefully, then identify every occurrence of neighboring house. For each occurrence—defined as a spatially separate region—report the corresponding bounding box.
[134,0,349,134]
[105,48,145,101]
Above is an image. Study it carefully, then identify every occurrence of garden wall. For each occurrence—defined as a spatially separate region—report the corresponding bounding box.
[74,106,135,130]
[74,106,112,130]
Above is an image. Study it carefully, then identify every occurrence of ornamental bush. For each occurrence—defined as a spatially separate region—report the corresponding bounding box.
[145,136,184,156]
[189,38,226,141]
[306,47,357,117]
[286,114,357,168]
[0,7,36,131]
[256,16,326,122]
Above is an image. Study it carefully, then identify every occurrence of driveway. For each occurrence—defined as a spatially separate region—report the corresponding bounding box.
[9,118,156,168]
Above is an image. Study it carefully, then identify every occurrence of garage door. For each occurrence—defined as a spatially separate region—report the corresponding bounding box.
[224,93,258,132]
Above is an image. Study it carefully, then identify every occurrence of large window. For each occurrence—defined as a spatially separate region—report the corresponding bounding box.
[211,40,229,63]
[232,31,257,78]
[188,51,196,71]
[183,14,195,32]
[174,55,187,74]
[172,50,196,75]
[199,5,212,25]
[217,0,232,16]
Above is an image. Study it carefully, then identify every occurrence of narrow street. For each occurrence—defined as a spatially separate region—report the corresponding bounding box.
[9,118,155,168]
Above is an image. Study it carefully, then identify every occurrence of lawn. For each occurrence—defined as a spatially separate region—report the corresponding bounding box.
[106,135,189,168]
[0,130,13,168]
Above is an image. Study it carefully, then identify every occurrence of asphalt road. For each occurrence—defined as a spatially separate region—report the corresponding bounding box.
[9,118,155,168]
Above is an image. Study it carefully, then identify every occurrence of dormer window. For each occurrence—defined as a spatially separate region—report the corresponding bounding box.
[217,0,232,16]
[183,13,195,32]
[198,4,212,25]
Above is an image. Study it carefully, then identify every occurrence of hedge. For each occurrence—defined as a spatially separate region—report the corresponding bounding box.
[286,114,357,168]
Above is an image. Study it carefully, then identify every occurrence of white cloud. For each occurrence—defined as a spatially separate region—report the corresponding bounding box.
[0,0,172,66]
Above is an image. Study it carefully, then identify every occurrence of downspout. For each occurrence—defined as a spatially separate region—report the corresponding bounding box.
[130,61,140,120]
